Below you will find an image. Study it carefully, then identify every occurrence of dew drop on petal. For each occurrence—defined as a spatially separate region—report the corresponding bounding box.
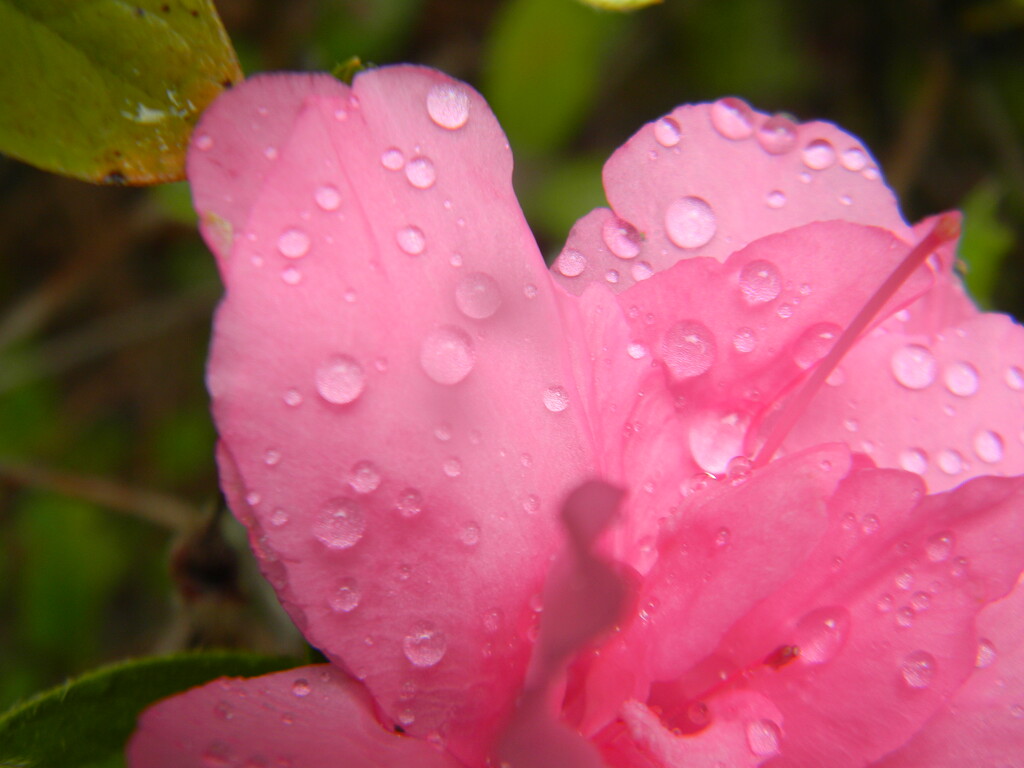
[602,216,642,259]
[891,344,937,389]
[802,139,837,170]
[556,248,587,277]
[420,326,475,384]
[899,448,928,475]
[901,650,937,689]
[793,322,841,369]
[396,225,426,255]
[654,116,681,147]
[1005,365,1024,391]
[396,488,423,518]
[329,578,361,612]
[442,458,462,478]
[925,531,955,563]
[738,259,782,304]
[627,342,648,359]
[710,97,755,140]
[427,84,469,130]
[631,261,654,281]
[757,114,798,154]
[733,327,757,353]
[283,388,303,407]
[943,361,979,397]
[745,719,781,757]
[665,197,716,249]
[348,460,381,494]
[277,228,310,258]
[315,185,341,211]
[458,521,480,546]
[194,134,213,151]
[543,385,570,413]
[973,429,1004,463]
[766,189,787,208]
[690,410,747,475]
[403,622,448,667]
[381,148,405,170]
[270,508,289,527]
[793,605,851,664]
[455,272,502,319]
[662,320,716,378]
[975,638,997,668]
[314,497,366,549]
[315,355,365,404]
[937,449,964,475]
[291,679,311,697]
[840,147,868,171]
[405,156,436,189]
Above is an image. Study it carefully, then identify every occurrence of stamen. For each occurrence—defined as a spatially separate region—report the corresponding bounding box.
[752,214,961,468]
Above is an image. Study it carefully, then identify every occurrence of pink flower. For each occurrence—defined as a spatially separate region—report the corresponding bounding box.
[128,67,1024,767]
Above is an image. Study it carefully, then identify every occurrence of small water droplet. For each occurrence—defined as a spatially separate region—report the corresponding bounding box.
[283,388,303,407]
[776,303,794,319]
[937,449,964,475]
[654,115,681,147]
[348,460,381,494]
[943,361,979,397]
[896,606,916,628]
[793,322,841,369]
[329,578,361,612]
[901,650,937,689]
[627,342,648,359]
[396,488,423,518]
[732,327,757,353]
[420,326,474,384]
[264,449,281,466]
[556,248,587,277]
[458,522,480,546]
[381,147,405,170]
[631,261,654,281]
[405,156,436,189]
[794,605,851,664]
[316,355,366,405]
[195,134,213,151]
[443,458,462,478]
[891,345,937,389]
[877,593,894,612]
[270,508,289,527]
[281,266,302,285]
[710,97,755,140]
[899,448,928,475]
[738,259,782,305]
[802,139,837,170]
[523,283,538,299]
[315,185,341,211]
[314,498,366,549]
[605,269,620,284]
[602,216,642,259]
[726,455,752,485]
[714,527,731,547]
[455,272,502,319]
[277,228,310,258]
[523,494,540,514]
[766,189,787,208]
[910,591,931,611]
[745,719,781,757]
[757,114,798,154]
[974,429,1004,463]
[662,320,716,378]
[924,531,955,562]
[975,638,997,668]
[403,622,448,667]
[543,385,570,413]
[396,225,426,255]
[840,147,868,171]
[665,197,716,249]
[291,678,311,697]
[427,84,469,130]
[264,146,278,160]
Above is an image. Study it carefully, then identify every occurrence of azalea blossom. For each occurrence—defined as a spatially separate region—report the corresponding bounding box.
[128,66,1024,767]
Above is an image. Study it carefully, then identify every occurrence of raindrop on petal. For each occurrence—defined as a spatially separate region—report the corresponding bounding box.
[901,650,937,689]
[543,385,570,412]
[793,606,850,664]
[403,622,448,667]
[899,448,928,475]
[973,429,1004,463]
[427,84,470,129]
[329,577,361,612]
[802,139,837,170]
[738,259,782,304]
[654,116,681,147]
[665,197,716,249]
[277,228,310,258]
[315,185,341,211]
[733,327,757,353]
[757,114,798,154]
[455,272,502,319]
[405,156,436,189]
[556,248,587,277]
[662,320,717,378]
[793,322,841,369]
[840,147,868,171]
[602,216,642,259]
[891,345,937,389]
[314,497,366,549]
[420,326,475,384]
[348,460,381,494]
[396,225,426,255]
[315,355,365,404]
[745,720,781,757]
[381,148,405,170]
[943,361,979,397]
[710,97,755,139]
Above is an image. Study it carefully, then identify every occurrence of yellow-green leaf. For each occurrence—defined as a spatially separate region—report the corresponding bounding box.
[0,0,242,185]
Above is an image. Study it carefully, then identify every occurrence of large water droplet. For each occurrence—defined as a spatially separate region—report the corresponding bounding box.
[455,272,502,319]
[738,259,782,304]
[314,497,366,549]
[973,429,1004,463]
[710,97,755,139]
[381,147,405,170]
[943,361,979,397]
[329,577,361,612]
[766,189,787,208]
[396,225,426,255]
[690,410,747,475]
[901,650,937,689]
[733,327,757,353]
[654,116,681,147]
[891,345,937,389]
[937,449,964,475]
[543,385,570,412]
[315,185,341,211]
[602,216,642,259]
[802,139,837,170]
[665,197,716,249]
[1004,365,1024,391]
[406,156,436,189]
[420,326,475,384]
[793,322,841,369]
[277,228,310,258]
[427,84,470,130]
[757,114,798,154]
[840,147,868,171]
[793,605,851,664]
[348,460,381,494]
[924,530,955,562]
[661,320,717,378]
[745,719,781,757]
[316,355,366,404]
[291,678,311,697]
[899,448,928,475]
[403,622,448,667]
[556,248,587,277]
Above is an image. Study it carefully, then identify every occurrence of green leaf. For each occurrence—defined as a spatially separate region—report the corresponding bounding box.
[0,651,299,768]
[958,180,1015,309]
[576,0,661,9]
[0,0,242,185]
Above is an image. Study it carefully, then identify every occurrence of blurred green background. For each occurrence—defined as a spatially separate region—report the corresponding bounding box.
[1,0,1022,711]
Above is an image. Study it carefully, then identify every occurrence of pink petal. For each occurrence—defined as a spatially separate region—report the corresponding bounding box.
[189,67,595,763]
[127,665,461,768]
[554,100,910,295]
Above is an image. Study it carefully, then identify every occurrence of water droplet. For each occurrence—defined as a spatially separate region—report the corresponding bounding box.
[776,303,794,319]
[877,593,894,612]
[766,189,787,208]
[896,606,916,628]
[951,555,970,578]
[523,494,540,514]
[654,115,681,147]
[403,622,448,667]
[793,322,841,369]
[891,344,937,389]
[459,522,480,546]
[455,272,502,319]
[689,410,747,475]
[840,147,868,171]
[802,139,837,170]
[924,531,955,562]
[315,185,341,211]
[270,508,289,527]
[264,449,281,466]
[745,719,781,757]
[556,248,587,277]
[738,260,782,305]
[975,638,997,668]
[396,225,426,255]
[911,591,931,611]
[381,147,405,170]
[291,678,311,697]
[943,361,979,397]
[195,134,213,150]
[602,216,642,259]
[605,269,620,284]
[315,355,365,404]
[543,385,570,413]
[348,460,381,494]
[757,114,798,154]
[443,458,462,478]
[405,156,436,189]
[662,320,716,378]
[1004,365,1024,390]
[483,609,502,633]
[710,97,755,140]
[427,84,469,129]
[420,326,475,384]
[329,577,361,612]
[283,388,303,407]
[264,146,278,160]
[277,228,310,258]
[665,197,716,249]
[396,488,423,518]
[627,342,648,359]
[726,455,752,485]
[794,605,851,664]
[899,448,928,475]
[524,284,538,299]
[314,497,366,549]
[901,650,937,689]
[937,449,964,475]
[631,261,654,281]
[974,429,1004,463]
[732,327,757,353]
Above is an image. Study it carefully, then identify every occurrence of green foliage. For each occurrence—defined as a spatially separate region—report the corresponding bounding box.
[0,0,241,184]
[529,154,608,248]
[959,180,1015,309]
[310,0,422,68]
[0,652,299,768]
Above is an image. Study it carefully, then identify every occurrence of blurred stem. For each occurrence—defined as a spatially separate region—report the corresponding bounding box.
[0,460,200,531]
[885,51,951,197]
